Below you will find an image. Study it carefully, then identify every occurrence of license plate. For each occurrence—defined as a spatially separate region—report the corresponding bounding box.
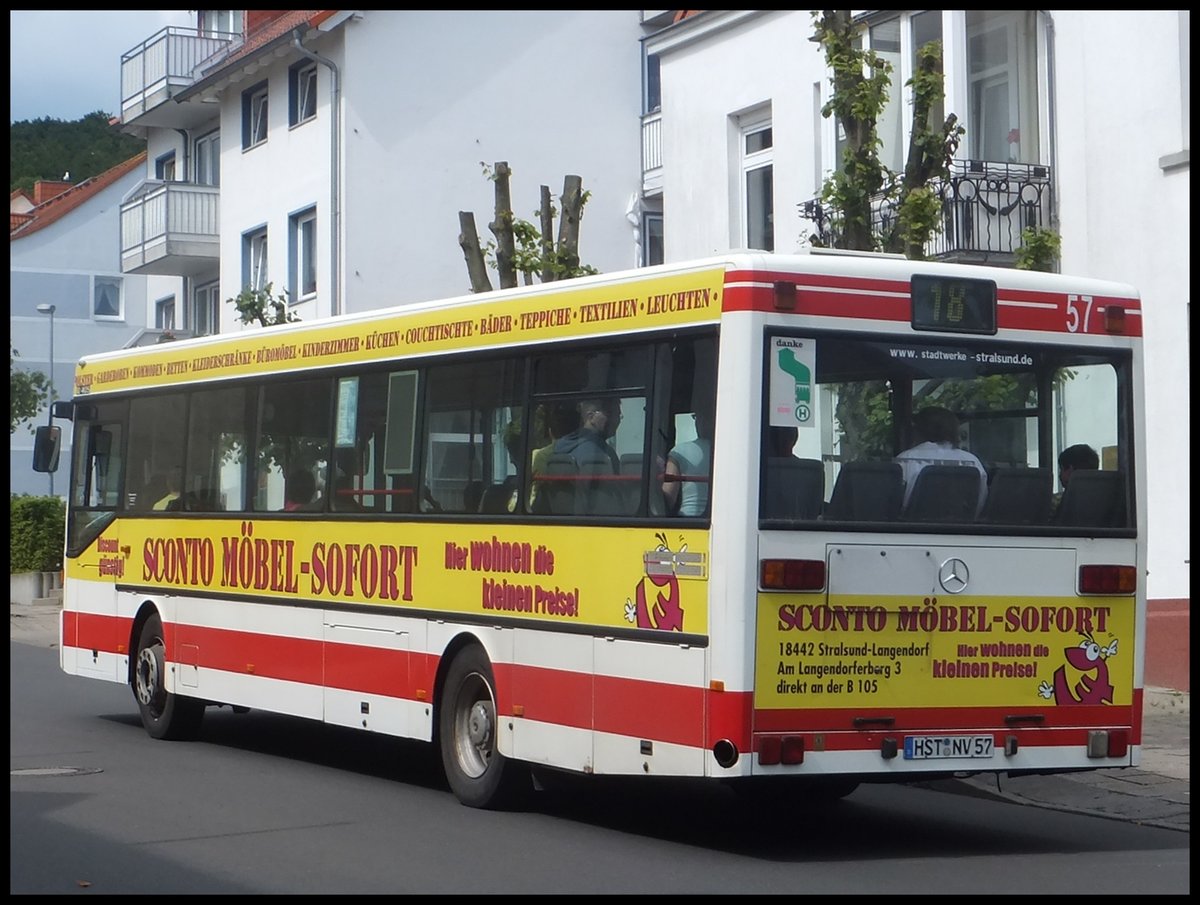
[903,735,994,760]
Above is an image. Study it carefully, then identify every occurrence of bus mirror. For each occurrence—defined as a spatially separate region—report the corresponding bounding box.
[50,400,75,421]
[32,425,61,473]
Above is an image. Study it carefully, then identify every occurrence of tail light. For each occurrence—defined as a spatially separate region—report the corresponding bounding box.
[1079,564,1136,594]
[761,559,825,591]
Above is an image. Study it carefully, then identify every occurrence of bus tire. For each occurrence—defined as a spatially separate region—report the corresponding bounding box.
[438,644,528,809]
[133,613,205,741]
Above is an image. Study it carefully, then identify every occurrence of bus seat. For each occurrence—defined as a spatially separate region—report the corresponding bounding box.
[478,478,517,514]
[539,454,579,515]
[578,459,624,516]
[980,467,1052,524]
[763,457,824,519]
[902,465,981,523]
[1054,470,1126,528]
[824,461,903,521]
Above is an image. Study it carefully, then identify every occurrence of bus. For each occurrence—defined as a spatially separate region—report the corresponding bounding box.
[35,251,1145,809]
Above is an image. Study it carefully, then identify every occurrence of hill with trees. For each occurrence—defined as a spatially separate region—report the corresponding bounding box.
[10,111,144,194]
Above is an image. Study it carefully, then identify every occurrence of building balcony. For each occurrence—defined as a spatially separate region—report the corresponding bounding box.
[120,26,238,131]
[641,110,663,196]
[120,181,219,278]
[800,160,1055,265]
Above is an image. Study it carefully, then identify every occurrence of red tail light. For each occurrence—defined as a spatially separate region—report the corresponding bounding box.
[1079,564,1137,594]
[761,559,826,591]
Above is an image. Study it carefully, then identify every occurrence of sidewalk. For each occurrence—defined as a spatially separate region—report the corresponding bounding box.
[10,599,1189,831]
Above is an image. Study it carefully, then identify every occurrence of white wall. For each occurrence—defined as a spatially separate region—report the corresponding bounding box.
[652,9,1189,603]
[1050,10,1190,601]
[340,10,645,312]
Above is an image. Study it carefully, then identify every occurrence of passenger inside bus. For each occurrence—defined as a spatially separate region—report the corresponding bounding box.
[283,468,317,511]
[553,398,621,473]
[153,469,183,511]
[529,402,580,512]
[663,406,714,516]
[1051,443,1099,515]
[894,406,988,516]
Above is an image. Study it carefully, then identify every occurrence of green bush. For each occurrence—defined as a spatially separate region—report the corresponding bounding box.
[10,495,65,573]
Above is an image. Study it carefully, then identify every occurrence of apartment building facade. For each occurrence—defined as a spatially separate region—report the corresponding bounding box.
[642,10,1188,607]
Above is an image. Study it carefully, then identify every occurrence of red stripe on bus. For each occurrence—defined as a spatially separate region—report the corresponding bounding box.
[63,613,1141,751]
[722,272,1142,337]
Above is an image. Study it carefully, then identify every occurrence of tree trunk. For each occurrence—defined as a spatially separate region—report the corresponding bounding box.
[458,211,493,293]
[488,161,517,290]
[557,175,583,275]
[539,185,555,283]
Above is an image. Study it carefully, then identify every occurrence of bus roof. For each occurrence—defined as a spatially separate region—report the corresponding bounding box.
[71,252,1140,398]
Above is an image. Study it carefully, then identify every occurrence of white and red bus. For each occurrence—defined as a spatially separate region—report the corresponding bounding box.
[37,251,1145,808]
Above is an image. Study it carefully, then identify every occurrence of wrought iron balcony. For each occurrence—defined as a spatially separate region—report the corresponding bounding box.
[801,160,1055,265]
[120,181,219,278]
[120,26,238,130]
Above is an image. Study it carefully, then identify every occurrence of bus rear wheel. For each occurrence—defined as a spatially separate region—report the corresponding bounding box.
[133,613,205,740]
[438,644,528,809]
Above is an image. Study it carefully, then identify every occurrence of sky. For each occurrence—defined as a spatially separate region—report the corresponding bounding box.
[10,10,193,123]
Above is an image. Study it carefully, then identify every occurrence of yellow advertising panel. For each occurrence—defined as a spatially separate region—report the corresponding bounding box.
[73,520,710,637]
[73,268,726,397]
[755,592,1134,708]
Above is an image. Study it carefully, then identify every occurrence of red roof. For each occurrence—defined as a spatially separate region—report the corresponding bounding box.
[10,152,147,240]
[201,10,340,75]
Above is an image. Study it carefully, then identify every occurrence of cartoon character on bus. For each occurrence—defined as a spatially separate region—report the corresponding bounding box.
[1037,632,1118,705]
[624,532,688,632]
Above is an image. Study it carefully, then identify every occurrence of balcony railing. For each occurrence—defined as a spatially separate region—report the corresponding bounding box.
[121,26,238,125]
[641,110,663,195]
[801,160,1055,264]
[120,181,219,277]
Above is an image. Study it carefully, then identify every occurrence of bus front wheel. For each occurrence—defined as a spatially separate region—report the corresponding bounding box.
[133,613,205,740]
[438,644,528,809]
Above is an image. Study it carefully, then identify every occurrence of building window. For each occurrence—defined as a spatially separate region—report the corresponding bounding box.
[242,81,269,150]
[911,10,944,137]
[742,120,774,252]
[289,62,318,126]
[193,281,220,337]
[155,151,176,181]
[869,17,903,174]
[243,228,268,292]
[967,10,1039,163]
[194,131,220,186]
[94,276,123,320]
[643,51,661,114]
[642,212,663,266]
[290,207,317,300]
[155,295,176,330]
[198,9,243,36]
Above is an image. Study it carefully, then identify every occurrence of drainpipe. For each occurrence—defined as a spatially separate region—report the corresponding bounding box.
[292,30,342,317]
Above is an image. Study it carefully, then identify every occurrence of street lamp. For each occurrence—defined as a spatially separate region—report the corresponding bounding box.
[36,303,56,496]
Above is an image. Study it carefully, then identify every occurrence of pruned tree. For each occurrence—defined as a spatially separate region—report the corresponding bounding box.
[226,282,301,328]
[458,161,596,293]
[809,9,964,258]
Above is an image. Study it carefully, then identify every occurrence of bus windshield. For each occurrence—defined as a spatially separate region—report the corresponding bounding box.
[760,331,1133,533]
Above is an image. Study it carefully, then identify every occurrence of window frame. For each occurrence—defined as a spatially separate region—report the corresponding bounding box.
[242,80,269,150]
[194,130,220,186]
[93,275,124,321]
[740,118,775,252]
[289,206,318,301]
[289,61,319,127]
[154,295,176,330]
[243,227,269,293]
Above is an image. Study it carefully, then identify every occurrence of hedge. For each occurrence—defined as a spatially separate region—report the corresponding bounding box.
[10,495,65,573]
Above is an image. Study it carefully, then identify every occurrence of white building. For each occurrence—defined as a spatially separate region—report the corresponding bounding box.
[644,9,1188,609]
